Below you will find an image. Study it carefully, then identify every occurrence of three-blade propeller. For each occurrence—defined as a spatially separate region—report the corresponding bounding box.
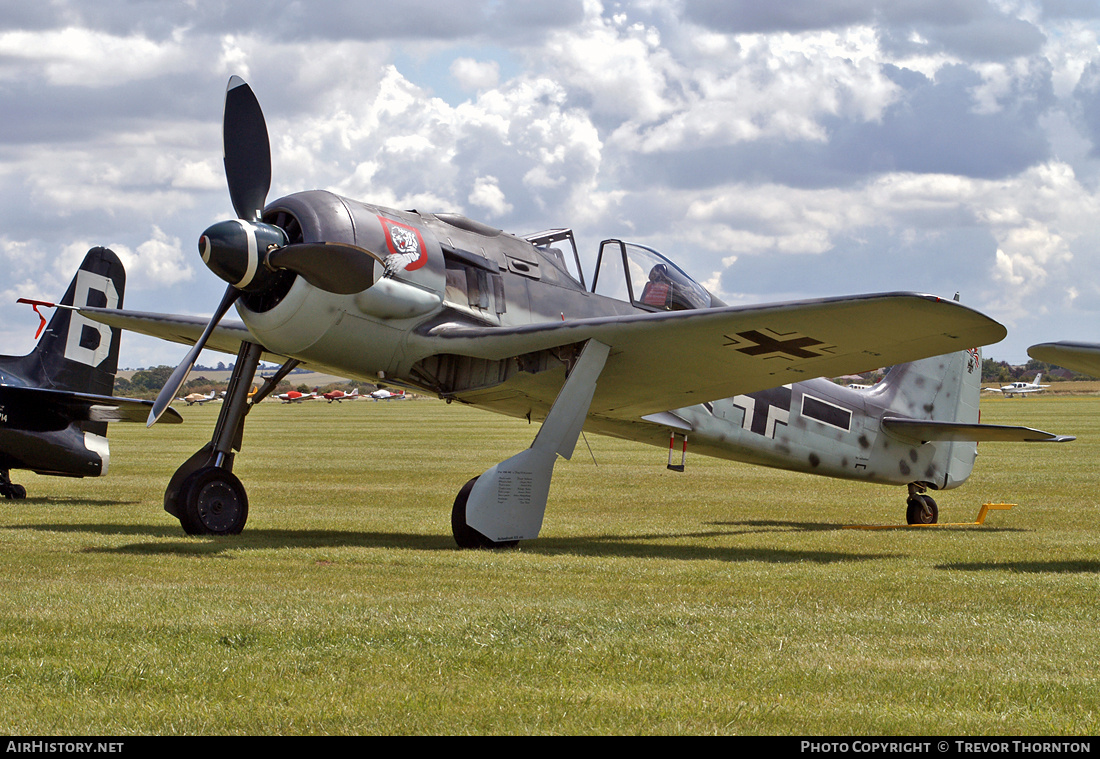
[147,77,384,426]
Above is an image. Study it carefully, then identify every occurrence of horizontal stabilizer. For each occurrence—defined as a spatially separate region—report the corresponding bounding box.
[882,417,1074,444]
[0,386,182,432]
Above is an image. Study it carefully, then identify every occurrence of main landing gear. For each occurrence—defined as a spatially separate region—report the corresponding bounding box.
[0,470,26,500]
[905,483,938,525]
[163,341,299,535]
[449,339,611,549]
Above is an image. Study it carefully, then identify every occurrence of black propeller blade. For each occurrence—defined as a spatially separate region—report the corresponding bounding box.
[147,284,241,426]
[149,76,271,426]
[223,75,271,223]
[266,242,384,294]
[150,76,386,425]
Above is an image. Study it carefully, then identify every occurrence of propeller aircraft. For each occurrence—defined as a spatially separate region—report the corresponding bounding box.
[74,77,1072,544]
[984,374,1049,398]
[323,388,360,402]
[276,389,317,403]
[0,248,182,499]
[179,391,219,405]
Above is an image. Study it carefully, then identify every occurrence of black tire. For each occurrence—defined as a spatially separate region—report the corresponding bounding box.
[178,466,248,535]
[906,494,938,525]
[0,483,23,499]
[451,476,517,549]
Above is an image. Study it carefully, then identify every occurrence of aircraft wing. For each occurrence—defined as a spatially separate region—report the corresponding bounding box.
[0,386,183,431]
[882,418,1074,444]
[424,292,1007,417]
[1028,341,1100,378]
[76,307,290,365]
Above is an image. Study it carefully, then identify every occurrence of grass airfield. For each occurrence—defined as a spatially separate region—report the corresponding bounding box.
[1,395,1098,735]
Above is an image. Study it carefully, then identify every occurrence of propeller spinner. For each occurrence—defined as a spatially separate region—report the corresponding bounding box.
[147,76,384,426]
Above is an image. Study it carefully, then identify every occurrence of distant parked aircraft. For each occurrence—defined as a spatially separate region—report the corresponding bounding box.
[277,389,317,403]
[323,388,360,402]
[984,374,1049,398]
[179,391,219,405]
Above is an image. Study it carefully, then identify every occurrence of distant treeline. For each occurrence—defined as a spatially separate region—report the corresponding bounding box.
[982,357,1095,383]
[115,365,383,400]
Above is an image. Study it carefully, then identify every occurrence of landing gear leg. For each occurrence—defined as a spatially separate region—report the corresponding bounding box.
[905,483,938,525]
[451,339,610,548]
[165,341,264,535]
[0,470,26,500]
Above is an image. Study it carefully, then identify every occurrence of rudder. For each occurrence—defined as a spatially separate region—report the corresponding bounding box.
[27,247,126,398]
[877,345,983,489]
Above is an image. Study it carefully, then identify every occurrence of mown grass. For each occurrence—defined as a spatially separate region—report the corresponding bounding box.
[0,396,1098,735]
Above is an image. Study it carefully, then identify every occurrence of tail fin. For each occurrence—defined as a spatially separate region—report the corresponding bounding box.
[20,247,126,397]
[876,346,983,489]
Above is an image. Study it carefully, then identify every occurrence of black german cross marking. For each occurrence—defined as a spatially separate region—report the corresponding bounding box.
[728,330,825,359]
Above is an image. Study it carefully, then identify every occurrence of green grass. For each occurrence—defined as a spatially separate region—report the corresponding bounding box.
[1,396,1098,734]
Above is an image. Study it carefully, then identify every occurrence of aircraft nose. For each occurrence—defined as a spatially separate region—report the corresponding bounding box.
[198,220,287,291]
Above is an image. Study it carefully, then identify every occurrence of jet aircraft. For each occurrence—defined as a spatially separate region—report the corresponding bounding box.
[75,77,1071,544]
[984,374,1049,398]
[0,248,182,499]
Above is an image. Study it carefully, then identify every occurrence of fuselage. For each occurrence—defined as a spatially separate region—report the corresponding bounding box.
[231,191,976,493]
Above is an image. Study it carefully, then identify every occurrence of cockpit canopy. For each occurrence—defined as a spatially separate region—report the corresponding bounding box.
[592,240,724,311]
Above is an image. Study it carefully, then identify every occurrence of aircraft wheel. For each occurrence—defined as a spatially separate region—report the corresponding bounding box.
[178,466,248,535]
[1,484,26,499]
[906,494,938,525]
[451,476,517,549]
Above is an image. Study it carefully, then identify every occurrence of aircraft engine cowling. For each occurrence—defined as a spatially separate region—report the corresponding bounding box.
[227,190,445,360]
[253,190,445,319]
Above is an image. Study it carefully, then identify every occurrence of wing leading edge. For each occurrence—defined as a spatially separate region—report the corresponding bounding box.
[75,307,288,365]
[425,292,1007,418]
[1028,341,1100,378]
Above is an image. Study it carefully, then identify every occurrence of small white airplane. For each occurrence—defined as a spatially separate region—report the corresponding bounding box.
[369,388,405,400]
[178,391,219,405]
[323,387,360,402]
[71,76,1074,545]
[984,373,1049,398]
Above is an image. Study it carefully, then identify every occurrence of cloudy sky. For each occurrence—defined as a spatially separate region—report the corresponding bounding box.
[3,0,1100,369]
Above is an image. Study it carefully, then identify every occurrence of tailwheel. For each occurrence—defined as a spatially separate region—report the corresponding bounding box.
[906,494,938,525]
[178,466,249,535]
[451,476,517,549]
